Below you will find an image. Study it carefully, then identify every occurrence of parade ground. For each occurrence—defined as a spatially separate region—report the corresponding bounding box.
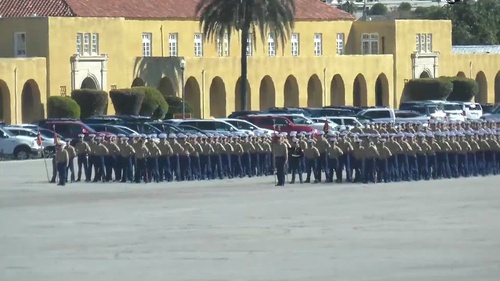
[1,160,500,281]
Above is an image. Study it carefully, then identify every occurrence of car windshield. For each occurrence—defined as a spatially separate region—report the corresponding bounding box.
[39,129,63,139]
[287,116,309,124]
[444,104,461,111]
[1,128,15,137]
[465,104,481,110]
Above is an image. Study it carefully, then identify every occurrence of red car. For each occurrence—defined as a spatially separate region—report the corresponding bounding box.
[240,115,315,133]
[37,119,112,140]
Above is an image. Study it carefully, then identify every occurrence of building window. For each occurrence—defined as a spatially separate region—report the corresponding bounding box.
[194,33,203,57]
[91,33,99,55]
[336,33,344,55]
[14,32,27,57]
[291,33,299,56]
[415,34,420,53]
[426,34,432,52]
[268,33,276,57]
[361,33,379,54]
[314,33,322,56]
[217,33,230,57]
[83,33,90,56]
[142,33,152,57]
[169,33,178,56]
[76,33,82,55]
[246,33,253,56]
[420,34,425,53]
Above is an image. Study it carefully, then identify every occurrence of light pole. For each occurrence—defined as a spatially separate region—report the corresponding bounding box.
[180,59,186,119]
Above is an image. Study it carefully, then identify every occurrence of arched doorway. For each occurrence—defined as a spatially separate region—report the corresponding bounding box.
[157,77,175,98]
[330,74,345,106]
[353,74,367,107]
[81,77,98,89]
[185,77,201,118]
[475,71,488,103]
[0,80,11,124]
[21,80,42,123]
[259,76,276,110]
[375,73,389,106]
[209,77,227,117]
[307,74,322,107]
[456,71,466,78]
[284,75,299,107]
[235,77,251,111]
[495,71,500,103]
[132,77,146,87]
[419,70,431,78]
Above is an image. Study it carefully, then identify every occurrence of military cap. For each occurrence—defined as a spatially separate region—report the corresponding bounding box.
[158,133,167,139]
[78,134,85,138]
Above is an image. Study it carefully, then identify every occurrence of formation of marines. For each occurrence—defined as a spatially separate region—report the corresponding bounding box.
[51,119,500,187]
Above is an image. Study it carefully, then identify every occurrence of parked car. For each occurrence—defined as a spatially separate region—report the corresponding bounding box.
[458,102,483,120]
[356,108,396,123]
[399,102,446,119]
[86,124,138,136]
[219,118,275,135]
[394,110,431,123]
[304,107,357,118]
[309,118,339,131]
[120,121,162,135]
[176,124,208,136]
[0,126,42,160]
[241,115,316,134]
[442,102,466,122]
[259,113,326,131]
[322,105,363,114]
[36,119,101,139]
[168,119,243,136]
[481,106,500,120]
[227,111,262,119]
[323,116,364,131]
[3,126,66,156]
[481,104,499,114]
[263,107,311,117]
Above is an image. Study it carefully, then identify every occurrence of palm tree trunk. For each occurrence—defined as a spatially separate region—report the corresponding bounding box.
[240,26,249,111]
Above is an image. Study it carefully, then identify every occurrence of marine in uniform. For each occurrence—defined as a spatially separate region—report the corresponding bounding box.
[289,138,304,184]
[54,143,69,186]
[273,134,289,186]
[75,134,91,182]
[303,139,321,183]
[64,142,77,183]
[326,137,343,183]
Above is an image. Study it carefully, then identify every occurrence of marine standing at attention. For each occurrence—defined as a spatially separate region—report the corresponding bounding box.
[54,143,69,186]
[273,134,289,186]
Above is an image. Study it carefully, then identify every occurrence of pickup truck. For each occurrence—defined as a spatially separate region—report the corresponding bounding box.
[0,126,42,160]
[356,108,430,123]
[240,115,316,134]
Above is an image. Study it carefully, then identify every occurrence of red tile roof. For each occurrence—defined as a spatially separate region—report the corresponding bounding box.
[0,0,74,17]
[0,0,354,21]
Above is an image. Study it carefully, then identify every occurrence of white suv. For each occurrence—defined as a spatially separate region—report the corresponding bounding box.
[459,102,483,120]
[0,126,42,160]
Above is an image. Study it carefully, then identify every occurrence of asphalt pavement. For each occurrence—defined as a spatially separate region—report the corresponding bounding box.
[1,159,500,281]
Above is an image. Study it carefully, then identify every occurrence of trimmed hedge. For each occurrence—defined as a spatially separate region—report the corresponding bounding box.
[164,96,193,119]
[71,89,108,119]
[135,87,169,120]
[406,78,453,101]
[446,77,479,102]
[110,88,145,116]
[47,96,81,119]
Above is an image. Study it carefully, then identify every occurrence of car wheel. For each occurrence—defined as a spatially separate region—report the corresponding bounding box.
[14,146,31,160]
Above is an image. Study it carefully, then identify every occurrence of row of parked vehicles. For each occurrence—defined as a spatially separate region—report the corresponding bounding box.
[0,101,498,160]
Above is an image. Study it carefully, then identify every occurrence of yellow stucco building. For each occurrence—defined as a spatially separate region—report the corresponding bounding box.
[0,0,499,124]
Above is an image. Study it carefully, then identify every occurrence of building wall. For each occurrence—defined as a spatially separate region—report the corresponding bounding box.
[0,58,47,124]
[0,16,499,124]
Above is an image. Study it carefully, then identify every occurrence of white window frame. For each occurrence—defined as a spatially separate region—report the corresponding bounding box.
[91,33,99,55]
[194,33,203,57]
[223,33,230,57]
[291,33,299,56]
[83,33,91,56]
[217,33,230,57]
[426,33,432,53]
[246,33,253,57]
[314,33,322,56]
[336,33,344,55]
[169,33,178,57]
[142,33,152,57]
[76,33,83,55]
[415,34,420,53]
[14,32,27,57]
[361,33,379,54]
[268,33,276,57]
[420,34,425,54]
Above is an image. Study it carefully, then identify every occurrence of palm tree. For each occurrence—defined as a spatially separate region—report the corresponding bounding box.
[196,0,295,111]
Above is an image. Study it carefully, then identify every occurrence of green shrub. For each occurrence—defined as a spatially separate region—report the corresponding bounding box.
[446,77,479,102]
[47,96,81,119]
[71,89,108,119]
[164,96,193,119]
[110,88,145,116]
[406,78,453,101]
[134,86,169,119]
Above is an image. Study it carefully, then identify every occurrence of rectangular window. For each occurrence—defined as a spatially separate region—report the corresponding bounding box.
[415,34,420,52]
[314,33,322,56]
[426,33,432,52]
[76,33,83,55]
[83,33,90,56]
[336,33,344,55]
[246,33,253,56]
[14,32,27,57]
[217,33,230,57]
[420,34,425,54]
[361,33,379,54]
[268,33,276,57]
[142,33,152,57]
[91,33,99,55]
[223,33,230,57]
[291,33,299,56]
[169,33,178,56]
[217,38,223,57]
[194,33,203,57]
